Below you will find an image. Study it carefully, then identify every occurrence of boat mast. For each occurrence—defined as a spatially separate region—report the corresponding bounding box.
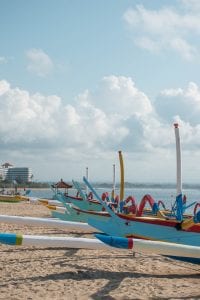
[86,167,89,195]
[118,151,124,202]
[174,123,182,196]
[111,164,116,200]
[174,123,183,221]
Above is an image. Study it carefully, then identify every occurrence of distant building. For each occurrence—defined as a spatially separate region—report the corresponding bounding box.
[0,162,33,183]
[0,162,13,181]
[2,162,13,168]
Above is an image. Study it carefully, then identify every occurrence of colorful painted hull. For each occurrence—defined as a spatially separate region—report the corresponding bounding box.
[51,203,109,223]
[49,206,200,245]
[88,215,200,246]
[83,177,200,247]
[55,192,102,211]
[51,208,89,223]
[0,194,28,203]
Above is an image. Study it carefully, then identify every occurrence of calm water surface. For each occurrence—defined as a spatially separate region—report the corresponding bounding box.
[30,186,200,214]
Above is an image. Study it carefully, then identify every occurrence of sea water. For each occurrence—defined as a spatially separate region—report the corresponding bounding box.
[30,186,200,214]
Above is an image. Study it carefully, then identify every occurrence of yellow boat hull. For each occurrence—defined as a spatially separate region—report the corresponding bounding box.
[0,194,28,203]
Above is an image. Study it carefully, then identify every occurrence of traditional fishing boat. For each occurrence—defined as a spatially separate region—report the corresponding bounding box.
[49,203,99,223]
[0,194,28,203]
[84,178,200,246]
[0,124,199,263]
[82,124,200,247]
[48,174,121,222]
[49,142,196,225]
[0,186,32,203]
[55,184,103,211]
[52,166,119,212]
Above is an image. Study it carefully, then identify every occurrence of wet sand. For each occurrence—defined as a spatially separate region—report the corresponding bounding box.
[0,202,199,300]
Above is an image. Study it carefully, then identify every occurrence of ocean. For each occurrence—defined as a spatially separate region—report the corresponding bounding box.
[30,186,200,214]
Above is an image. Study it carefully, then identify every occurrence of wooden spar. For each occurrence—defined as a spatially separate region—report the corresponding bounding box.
[0,214,94,231]
[95,234,200,259]
[0,231,199,260]
[111,164,116,200]
[83,176,118,219]
[72,180,88,201]
[134,239,200,258]
[174,123,182,196]
[0,233,111,249]
[29,197,64,207]
[118,151,124,202]
[39,199,64,206]
[174,123,184,221]
[47,205,66,213]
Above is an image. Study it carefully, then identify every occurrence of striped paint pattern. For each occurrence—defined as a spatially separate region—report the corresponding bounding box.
[0,233,23,245]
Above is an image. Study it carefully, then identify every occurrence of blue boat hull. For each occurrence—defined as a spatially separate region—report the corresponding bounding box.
[51,210,89,222]
[88,215,200,246]
[56,193,102,211]
[51,204,109,223]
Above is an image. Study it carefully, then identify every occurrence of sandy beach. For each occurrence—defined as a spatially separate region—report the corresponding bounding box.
[0,202,199,300]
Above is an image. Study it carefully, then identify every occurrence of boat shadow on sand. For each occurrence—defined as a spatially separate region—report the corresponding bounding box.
[6,263,200,299]
[0,249,200,299]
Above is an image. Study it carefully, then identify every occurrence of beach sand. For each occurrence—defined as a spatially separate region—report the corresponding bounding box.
[0,202,199,300]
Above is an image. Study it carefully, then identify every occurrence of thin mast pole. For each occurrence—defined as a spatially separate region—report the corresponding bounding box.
[111,164,116,200]
[174,123,183,221]
[119,151,124,202]
[174,123,182,196]
[86,167,89,195]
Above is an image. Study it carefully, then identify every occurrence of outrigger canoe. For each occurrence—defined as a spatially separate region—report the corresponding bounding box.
[0,194,29,203]
[83,176,200,247]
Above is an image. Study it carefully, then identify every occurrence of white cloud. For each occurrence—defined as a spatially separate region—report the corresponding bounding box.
[170,38,197,60]
[123,3,200,60]
[180,0,200,12]
[155,82,200,126]
[1,72,153,160]
[0,80,10,96]
[83,75,153,119]
[0,77,141,153]
[26,48,54,77]
[2,77,200,181]
[134,36,160,53]
[2,76,200,154]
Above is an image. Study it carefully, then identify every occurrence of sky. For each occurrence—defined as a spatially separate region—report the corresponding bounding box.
[1,0,200,183]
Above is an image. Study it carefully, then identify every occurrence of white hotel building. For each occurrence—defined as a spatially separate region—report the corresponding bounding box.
[0,162,33,183]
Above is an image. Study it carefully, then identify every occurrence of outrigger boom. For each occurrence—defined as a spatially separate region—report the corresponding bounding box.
[0,232,199,261]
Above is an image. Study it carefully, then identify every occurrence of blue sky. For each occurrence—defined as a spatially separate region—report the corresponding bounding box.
[1,0,200,183]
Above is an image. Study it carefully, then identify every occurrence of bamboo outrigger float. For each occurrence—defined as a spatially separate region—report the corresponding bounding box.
[0,194,28,203]
[0,232,199,262]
